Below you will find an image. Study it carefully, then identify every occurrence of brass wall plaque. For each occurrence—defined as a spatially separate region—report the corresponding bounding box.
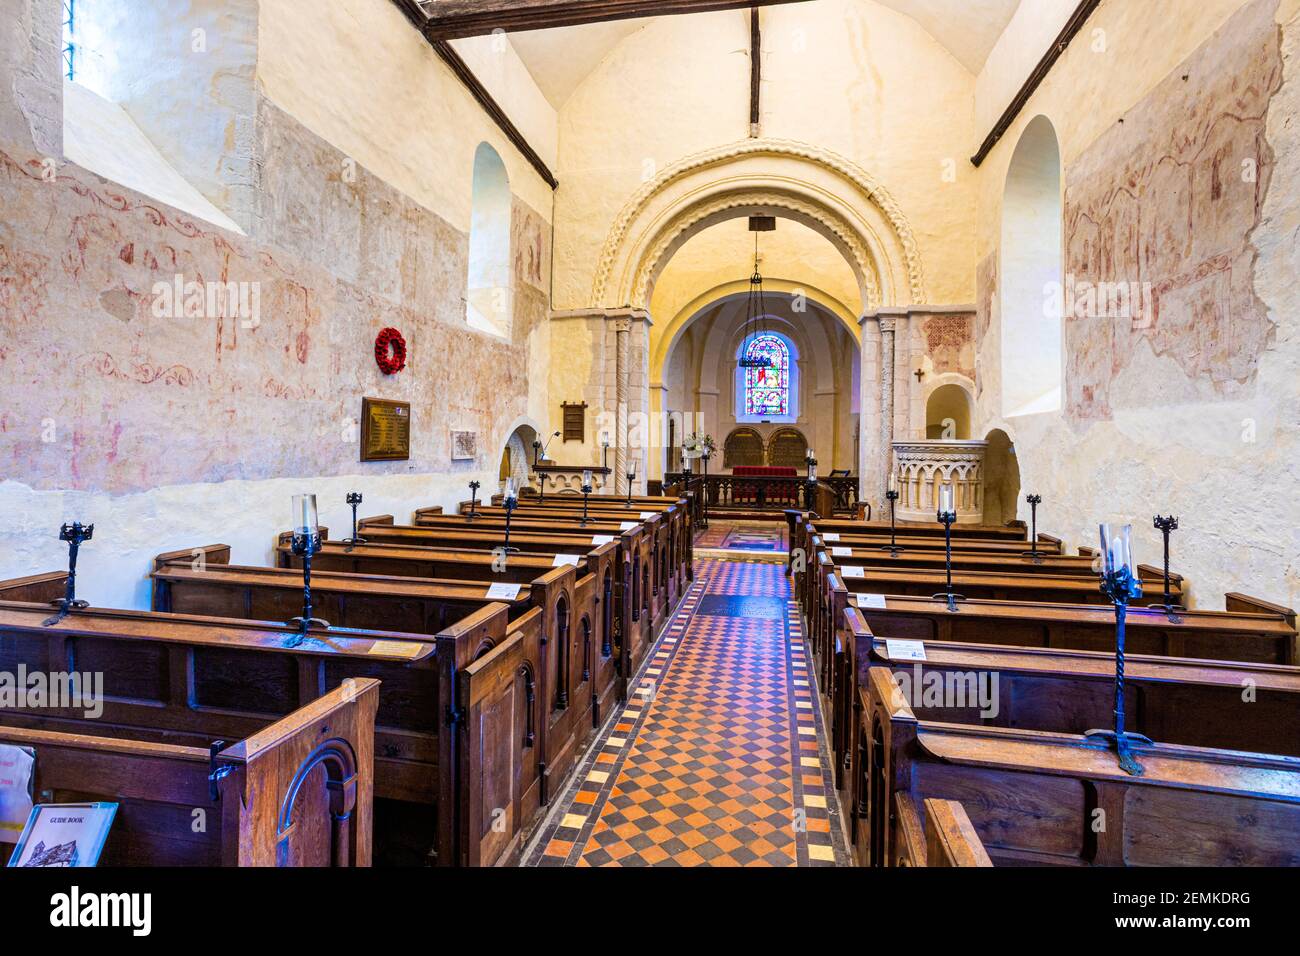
[361,397,411,462]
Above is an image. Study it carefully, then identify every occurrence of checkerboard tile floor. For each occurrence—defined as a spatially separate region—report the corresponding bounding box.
[524,557,848,867]
[693,521,788,553]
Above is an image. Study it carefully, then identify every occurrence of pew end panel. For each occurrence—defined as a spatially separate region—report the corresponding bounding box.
[922,798,995,867]
[215,677,381,866]
[0,571,69,604]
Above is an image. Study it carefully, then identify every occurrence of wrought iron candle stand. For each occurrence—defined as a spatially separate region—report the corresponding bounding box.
[501,481,520,554]
[341,492,367,552]
[1021,494,1045,563]
[1086,524,1150,776]
[804,452,819,512]
[538,472,552,503]
[579,471,594,526]
[1149,515,1186,620]
[699,451,711,529]
[931,485,965,613]
[878,483,903,557]
[43,522,94,626]
[465,481,481,522]
[287,531,330,647]
[624,462,638,508]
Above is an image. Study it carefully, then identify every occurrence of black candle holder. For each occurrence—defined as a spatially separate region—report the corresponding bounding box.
[930,509,966,612]
[1087,563,1150,776]
[502,494,520,554]
[341,492,367,552]
[465,481,481,522]
[43,522,94,626]
[1149,515,1186,619]
[538,472,551,503]
[699,452,710,529]
[625,471,636,508]
[579,480,594,526]
[287,530,330,645]
[878,489,903,557]
[1021,494,1045,563]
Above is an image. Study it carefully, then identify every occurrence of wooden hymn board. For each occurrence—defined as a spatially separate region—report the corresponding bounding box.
[360,397,411,462]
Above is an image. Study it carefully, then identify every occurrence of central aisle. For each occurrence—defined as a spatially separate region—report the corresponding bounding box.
[525,536,850,867]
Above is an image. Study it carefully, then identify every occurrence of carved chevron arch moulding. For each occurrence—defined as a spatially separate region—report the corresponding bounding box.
[591,138,927,307]
[629,191,882,311]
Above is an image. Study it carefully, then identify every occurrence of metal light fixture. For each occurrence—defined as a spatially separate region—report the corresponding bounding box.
[43,522,94,626]
[580,470,594,526]
[624,458,638,508]
[502,478,520,554]
[738,223,775,370]
[931,482,964,612]
[342,491,367,552]
[1149,515,1185,619]
[1022,494,1045,562]
[879,472,903,557]
[465,480,481,521]
[288,494,329,644]
[1088,523,1149,776]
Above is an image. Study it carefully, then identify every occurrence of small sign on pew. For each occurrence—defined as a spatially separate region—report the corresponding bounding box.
[485,583,523,601]
[592,535,616,545]
[639,512,655,519]
[823,533,841,542]
[856,593,888,609]
[840,566,866,579]
[831,546,852,557]
[7,802,117,867]
[884,639,927,661]
[552,554,582,568]
[619,521,637,531]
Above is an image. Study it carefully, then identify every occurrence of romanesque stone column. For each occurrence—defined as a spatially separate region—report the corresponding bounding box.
[879,314,896,498]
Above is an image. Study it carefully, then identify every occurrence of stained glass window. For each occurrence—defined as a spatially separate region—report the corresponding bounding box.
[743,333,790,417]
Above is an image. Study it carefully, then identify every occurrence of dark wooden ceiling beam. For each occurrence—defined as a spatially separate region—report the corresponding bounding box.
[420,0,812,40]
[970,0,1101,167]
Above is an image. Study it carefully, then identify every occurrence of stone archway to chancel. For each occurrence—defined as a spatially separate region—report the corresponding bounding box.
[498,420,541,492]
[654,289,861,480]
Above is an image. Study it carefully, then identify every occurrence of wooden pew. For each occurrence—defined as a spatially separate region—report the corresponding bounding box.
[0,599,528,867]
[0,680,379,867]
[153,543,616,794]
[455,491,693,588]
[857,668,1300,866]
[274,535,646,706]
[0,571,68,603]
[818,586,1298,797]
[890,797,994,867]
[408,508,688,612]
[332,520,658,683]
[851,608,1300,756]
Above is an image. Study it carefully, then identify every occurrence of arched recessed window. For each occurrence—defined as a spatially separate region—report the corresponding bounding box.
[467,143,512,338]
[1001,115,1063,418]
[736,332,798,423]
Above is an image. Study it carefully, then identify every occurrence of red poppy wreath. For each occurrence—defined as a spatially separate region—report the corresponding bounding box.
[374,327,406,375]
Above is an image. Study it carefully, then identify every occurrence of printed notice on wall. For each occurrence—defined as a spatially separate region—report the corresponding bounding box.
[0,745,34,845]
[486,583,523,601]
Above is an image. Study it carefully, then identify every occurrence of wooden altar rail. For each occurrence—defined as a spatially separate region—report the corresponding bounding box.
[664,473,858,515]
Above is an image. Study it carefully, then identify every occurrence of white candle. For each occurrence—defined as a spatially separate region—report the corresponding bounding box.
[939,482,955,515]
[504,478,519,505]
[888,473,897,494]
[292,493,318,535]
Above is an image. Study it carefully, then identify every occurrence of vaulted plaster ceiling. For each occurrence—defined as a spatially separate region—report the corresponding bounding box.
[507,0,1022,109]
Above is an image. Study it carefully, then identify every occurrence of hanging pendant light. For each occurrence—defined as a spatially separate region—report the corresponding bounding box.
[739,223,775,370]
